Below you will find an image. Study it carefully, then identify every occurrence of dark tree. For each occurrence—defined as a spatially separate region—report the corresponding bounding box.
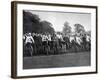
[40,20,55,34]
[74,23,85,33]
[23,10,55,34]
[23,10,41,33]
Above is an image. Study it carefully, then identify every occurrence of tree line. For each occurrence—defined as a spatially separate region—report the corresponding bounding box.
[23,10,91,36]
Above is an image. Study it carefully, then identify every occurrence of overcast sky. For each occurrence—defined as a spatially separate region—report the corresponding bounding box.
[26,10,91,32]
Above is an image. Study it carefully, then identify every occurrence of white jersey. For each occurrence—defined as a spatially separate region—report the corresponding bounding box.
[56,34,64,41]
[86,35,91,42]
[25,36,34,44]
[42,35,48,41]
[69,36,75,43]
[76,36,82,45]
[56,34,62,39]
[48,35,51,41]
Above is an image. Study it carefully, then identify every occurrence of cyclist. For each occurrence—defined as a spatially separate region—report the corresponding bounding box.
[25,33,34,56]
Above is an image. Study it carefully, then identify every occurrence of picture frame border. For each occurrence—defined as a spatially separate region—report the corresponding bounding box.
[11,1,98,79]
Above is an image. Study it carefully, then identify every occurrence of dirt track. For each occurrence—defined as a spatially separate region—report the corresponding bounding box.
[23,51,90,69]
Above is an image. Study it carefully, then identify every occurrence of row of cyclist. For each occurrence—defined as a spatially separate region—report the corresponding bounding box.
[23,32,91,56]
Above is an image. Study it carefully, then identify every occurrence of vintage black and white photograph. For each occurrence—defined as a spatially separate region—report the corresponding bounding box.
[11,1,97,78]
[23,10,91,69]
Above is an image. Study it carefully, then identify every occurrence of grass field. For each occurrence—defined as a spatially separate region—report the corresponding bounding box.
[23,51,90,69]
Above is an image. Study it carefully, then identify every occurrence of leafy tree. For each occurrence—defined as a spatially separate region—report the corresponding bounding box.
[23,11,55,34]
[74,23,85,33]
[23,10,41,33]
[62,21,72,35]
[40,20,55,34]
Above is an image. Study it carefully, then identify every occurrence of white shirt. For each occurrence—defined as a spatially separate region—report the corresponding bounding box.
[42,35,48,41]
[25,36,34,44]
[48,35,51,41]
[86,35,90,42]
[69,36,75,43]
